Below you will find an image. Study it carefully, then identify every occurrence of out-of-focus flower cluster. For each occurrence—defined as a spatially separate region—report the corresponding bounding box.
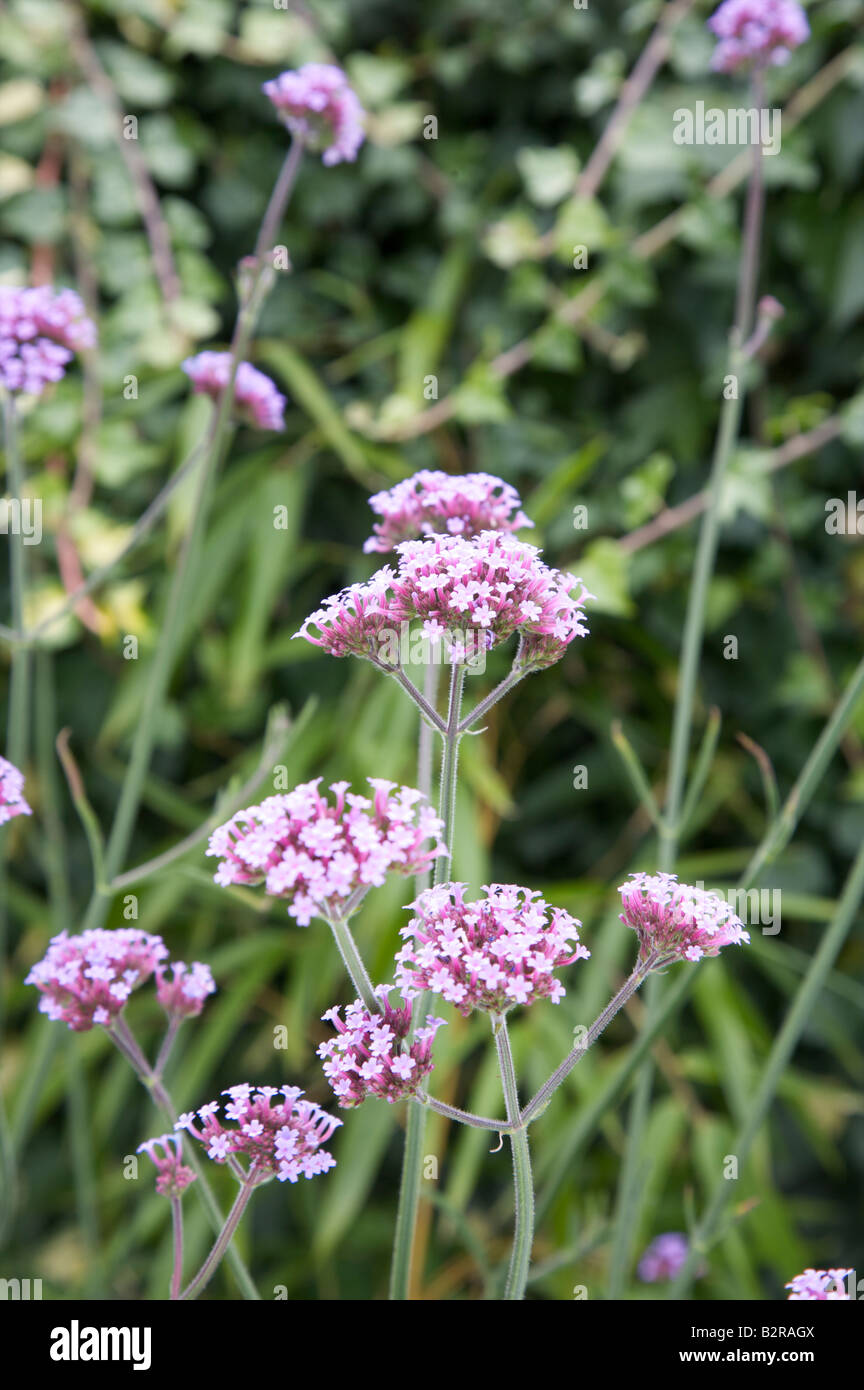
[25,927,216,1033]
[318,987,445,1107]
[176,1085,341,1184]
[155,961,216,1020]
[638,1233,690,1282]
[364,470,533,554]
[0,755,31,826]
[181,352,286,431]
[296,531,592,673]
[708,0,809,73]
[395,882,589,1015]
[0,285,95,396]
[137,1134,197,1197]
[262,64,365,165]
[207,778,446,926]
[618,873,750,966]
[25,928,169,1031]
[785,1268,852,1300]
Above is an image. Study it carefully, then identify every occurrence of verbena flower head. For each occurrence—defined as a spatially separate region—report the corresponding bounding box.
[262,64,365,165]
[206,778,446,927]
[396,882,589,1015]
[175,1085,341,1184]
[364,470,533,554]
[785,1268,852,1301]
[25,927,168,1031]
[318,986,445,1107]
[137,1134,197,1197]
[638,1233,690,1282]
[0,285,96,396]
[296,531,592,673]
[181,352,286,430]
[156,961,216,1020]
[618,873,750,966]
[708,0,809,73]
[0,755,32,825]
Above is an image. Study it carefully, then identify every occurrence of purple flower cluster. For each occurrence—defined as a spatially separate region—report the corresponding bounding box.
[0,755,32,826]
[0,285,96,396]
[785,1268,852,1300]
[137,1134,197,1197]
[618,873,750,966]
[262,64,365,165]
[708,0,809,73]
[155,961,216,1020]
[25,928,170,1032]
[206,778,447,926]
[364,470,533,554]
[638,1233,690,1282]
[296,531,592,673]
[181,352,286,431]
[318,987,445,1107]
[395,882,589,1015]
[175,1084,341,1184]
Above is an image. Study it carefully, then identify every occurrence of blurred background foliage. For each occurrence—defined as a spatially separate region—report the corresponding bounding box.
[2,0,864,1300]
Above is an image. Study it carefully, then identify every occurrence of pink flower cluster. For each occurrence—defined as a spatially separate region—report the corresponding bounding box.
[638,1233,690,1282]
[0,285,96,396]
[364,470,533,554]
[395,882,589,1015]
[25,928,169,1031]
[262,64,365,165]
[318,987,445,1107]
[137,1134,197,1197]
[785,1268,852,1301]
[618,873,750,966]
[296,531,592,672]
[181,352,286,431]
[708,0,809,73]
[176,1084,341,1184]
[206,778,446,926]
[0,755,32,826]
[156,961,216,1020]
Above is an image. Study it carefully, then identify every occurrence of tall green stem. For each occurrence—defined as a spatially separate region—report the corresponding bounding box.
[327,913,378,1014]
[389,663,465,1300]
[179,1179,256,1301]
[82,142,304,931]
[613,83,765,1292]
[1,392,31,1029]
[492,1012,534,1300]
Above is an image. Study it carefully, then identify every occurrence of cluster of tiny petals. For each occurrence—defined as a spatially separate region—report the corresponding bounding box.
[296,531,592,672]
[0,285,96,395]
[262,64,365,165]
[785,1268,852,1301]
[155,961,216,1019]
[395,882,589,1016]
[175,1085,341,1184]
[137,1134,197,1197]
[318,986,445,1107]
[708,0,809,73]
[206,778,446,927]
[618,873,750,965]
[364,470,533,554]
[181,352,286,431]
[638,1233,690,1282]
[24,928,169,1032]
[0,755,32,825]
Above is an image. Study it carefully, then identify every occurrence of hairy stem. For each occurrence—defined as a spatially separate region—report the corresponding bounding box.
[492,1012,534,1300]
